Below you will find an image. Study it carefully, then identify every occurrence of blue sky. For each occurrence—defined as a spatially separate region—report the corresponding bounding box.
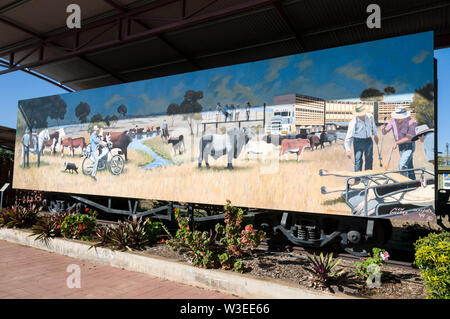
[1,32,447,152]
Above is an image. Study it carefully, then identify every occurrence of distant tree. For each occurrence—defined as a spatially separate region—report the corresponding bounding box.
[20,95,67,129]
[360,88,384,101]
[110,114,119,127]
[103,115,111,127]
[75,102,91,123]
[384,86,396,95]
[90,113,103,123]
[411,82,434,128]
[179,90,203,114]
[180,90,203,135]
[117,104,128,117]
[166,102,179,126]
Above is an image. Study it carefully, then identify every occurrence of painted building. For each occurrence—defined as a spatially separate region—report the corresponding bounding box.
[274,94,325,128]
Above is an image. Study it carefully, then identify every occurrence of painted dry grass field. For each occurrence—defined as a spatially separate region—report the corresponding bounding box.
[13,116,433,216]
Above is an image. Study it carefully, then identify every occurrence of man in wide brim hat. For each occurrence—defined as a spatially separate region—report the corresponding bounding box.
[412,124,435,165]
[88,125,107,181]
[390,106,411,119]
[344,104,378,172]
[381,106,417,179]
[353,104,368,116]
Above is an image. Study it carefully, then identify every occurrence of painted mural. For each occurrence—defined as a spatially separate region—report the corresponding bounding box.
[13,32,436,221]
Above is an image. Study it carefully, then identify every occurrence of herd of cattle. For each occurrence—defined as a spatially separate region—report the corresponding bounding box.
[199,127,346,169]
[39,124,345,170]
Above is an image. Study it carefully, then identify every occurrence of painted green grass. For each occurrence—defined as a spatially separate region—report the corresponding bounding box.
[143,138,175,163]
[135,149,155,167]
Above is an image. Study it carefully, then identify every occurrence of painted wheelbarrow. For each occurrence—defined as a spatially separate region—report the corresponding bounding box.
[319,168,435,219]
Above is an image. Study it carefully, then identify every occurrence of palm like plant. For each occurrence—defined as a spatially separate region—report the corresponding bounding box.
[303,252,345,283]
[0,205,40,228]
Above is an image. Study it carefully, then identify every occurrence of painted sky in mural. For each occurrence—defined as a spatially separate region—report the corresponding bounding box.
[35,31,434,127]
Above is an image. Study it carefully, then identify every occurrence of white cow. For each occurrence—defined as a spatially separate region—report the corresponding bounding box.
[244,140,275,162]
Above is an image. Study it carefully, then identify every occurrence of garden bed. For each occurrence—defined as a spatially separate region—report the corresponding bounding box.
[143,243,427,299]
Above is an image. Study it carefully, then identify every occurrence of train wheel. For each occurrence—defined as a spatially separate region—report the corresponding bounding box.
[82,157,94,175]
[109,155,124,175]
[339,220,391,257]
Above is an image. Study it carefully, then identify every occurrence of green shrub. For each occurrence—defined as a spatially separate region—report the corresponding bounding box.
[60,213,97,241]
[414,232,450,299]
[354,247,389,288]
[164,201,265,273]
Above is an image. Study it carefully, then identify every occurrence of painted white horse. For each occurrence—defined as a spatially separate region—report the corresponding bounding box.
[21,129,50,167]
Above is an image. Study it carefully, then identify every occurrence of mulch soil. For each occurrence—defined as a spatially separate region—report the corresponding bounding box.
[143,242,427,299]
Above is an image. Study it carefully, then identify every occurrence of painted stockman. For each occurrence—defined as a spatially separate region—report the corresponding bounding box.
[22,128,30,168]
[412,124,434,166]
[382,106,417,180]
[344,105,379,171]
[89,125,108,181]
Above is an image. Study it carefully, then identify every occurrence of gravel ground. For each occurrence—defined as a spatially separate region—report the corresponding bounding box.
[143,243,427,299]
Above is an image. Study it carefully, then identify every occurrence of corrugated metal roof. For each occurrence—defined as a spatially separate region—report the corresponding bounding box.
[0,0,449,91]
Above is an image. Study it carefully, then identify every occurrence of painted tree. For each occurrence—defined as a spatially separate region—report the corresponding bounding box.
[384,86,396,95]
[179,90,203,136]
[19,95,67,129]
[411,82,434,128]
[103,115,112,127]
[75,102,91,123]
[110,114,119,127]
[166,90,204,135]
[117,104,128,117]
[166,102,179,126]
[360,88,384,101]
[90,113,103,123]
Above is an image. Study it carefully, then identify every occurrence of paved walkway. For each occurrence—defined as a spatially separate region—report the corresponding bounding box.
[0,240,237,299]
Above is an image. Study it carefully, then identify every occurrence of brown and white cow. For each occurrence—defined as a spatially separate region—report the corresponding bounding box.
[43,128,65,154]
[103,130,133,161]
[280,138,311,161]
[61,137,86,157]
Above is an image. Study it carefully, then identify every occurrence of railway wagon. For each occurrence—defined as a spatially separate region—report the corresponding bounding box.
[11,31,442,256]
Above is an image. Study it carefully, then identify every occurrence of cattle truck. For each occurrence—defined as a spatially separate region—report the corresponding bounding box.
[264,105,296,136]
[10,31,446,256]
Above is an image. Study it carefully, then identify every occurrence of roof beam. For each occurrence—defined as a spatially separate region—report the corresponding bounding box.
[0,0,32,14]
[103,0,202,69]
[0,13,126,84]
[0,0,276,76]
[272,0,307,51]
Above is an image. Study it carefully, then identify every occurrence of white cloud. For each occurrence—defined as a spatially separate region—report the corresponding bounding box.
[335,61,387,90]
[134,93,169,114]
[264,57,290,82]
[295,57,313,72]
[412,50,430,64]
[171,82,185,99]
[104,93,125,109]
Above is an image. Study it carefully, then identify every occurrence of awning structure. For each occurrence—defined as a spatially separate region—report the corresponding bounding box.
[0,0,449,93]
[0,125,15,150]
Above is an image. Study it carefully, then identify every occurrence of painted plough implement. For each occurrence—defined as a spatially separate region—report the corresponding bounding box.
[320,168,435,218]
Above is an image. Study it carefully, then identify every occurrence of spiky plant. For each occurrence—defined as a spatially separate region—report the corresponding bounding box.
[0,205,40,228]
[303,252,345,283]
[30,213,67,242]
[92,217,151,251]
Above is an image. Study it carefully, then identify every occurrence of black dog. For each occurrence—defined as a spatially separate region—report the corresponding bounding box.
[64,162,78,174]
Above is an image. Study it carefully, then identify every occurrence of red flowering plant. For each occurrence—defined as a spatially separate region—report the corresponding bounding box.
[60,212,97,241]
[165,209,218,268]
[216,201,265,272]
[164,201,265,272]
